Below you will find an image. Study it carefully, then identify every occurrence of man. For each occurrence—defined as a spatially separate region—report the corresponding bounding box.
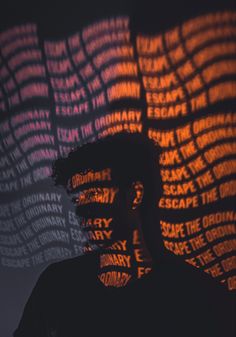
[14,133,234,337]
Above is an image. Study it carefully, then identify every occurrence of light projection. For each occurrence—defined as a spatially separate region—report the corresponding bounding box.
[0,11,235,291]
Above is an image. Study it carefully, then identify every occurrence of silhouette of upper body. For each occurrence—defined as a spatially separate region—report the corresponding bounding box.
[14,134,235,337]
[1,1,235,336]
[13,249,234,337]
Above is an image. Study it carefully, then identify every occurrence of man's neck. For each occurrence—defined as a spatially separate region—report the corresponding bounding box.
[97,228,153,287]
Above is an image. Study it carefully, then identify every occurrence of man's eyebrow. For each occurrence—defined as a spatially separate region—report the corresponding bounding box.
[68,180,117,194]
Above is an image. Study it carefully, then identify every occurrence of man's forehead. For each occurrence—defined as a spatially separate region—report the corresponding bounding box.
[69,167,112,190]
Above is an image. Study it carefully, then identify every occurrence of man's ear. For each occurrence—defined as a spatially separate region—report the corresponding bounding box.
[127,181,144,210]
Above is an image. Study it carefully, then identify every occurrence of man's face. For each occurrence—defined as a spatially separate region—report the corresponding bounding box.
[68,167,132,248]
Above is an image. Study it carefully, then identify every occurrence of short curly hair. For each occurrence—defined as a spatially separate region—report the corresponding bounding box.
[51,132,162,217]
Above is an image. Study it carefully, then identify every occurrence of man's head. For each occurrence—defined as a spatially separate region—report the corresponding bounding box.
[51,132,163,254]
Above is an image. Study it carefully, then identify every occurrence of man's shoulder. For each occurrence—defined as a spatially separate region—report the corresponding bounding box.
[151,255,234,337]
[160,253,214,281]
[40,250,100,287]
[157,254,233,310]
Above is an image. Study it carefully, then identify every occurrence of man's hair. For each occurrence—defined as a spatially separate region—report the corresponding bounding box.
[51,132,162,217]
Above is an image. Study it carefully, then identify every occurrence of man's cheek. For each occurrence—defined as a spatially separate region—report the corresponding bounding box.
[75,201,116,215]
[82,217,113,229]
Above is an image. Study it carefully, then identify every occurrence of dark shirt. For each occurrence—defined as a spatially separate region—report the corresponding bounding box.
[13,251,235,337]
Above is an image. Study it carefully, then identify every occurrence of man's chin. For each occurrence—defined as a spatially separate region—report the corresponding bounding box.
[86,239,119,250]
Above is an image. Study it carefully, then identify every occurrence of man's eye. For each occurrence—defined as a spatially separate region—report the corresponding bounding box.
[71,196,79,204]
[91,188,104,195]
[71,188,104,203]
[89,190,98,196]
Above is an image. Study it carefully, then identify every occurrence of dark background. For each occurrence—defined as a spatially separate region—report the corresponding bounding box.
[0,1,235,336]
